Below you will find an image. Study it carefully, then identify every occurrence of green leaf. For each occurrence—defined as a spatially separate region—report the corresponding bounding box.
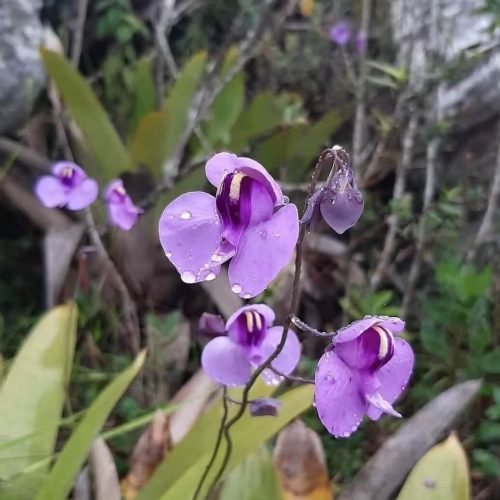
[368,60,407,83]
[219,447,280,500]
[396,434,470,500]
[130,56,157,133]
[160,384,313,499]
[137,378,277,499]
[480,350,500,374]
[0,303,77,482]
[201,47,245,147]
[130,111,170,172]
[161,51,207,172]
[227,92,290,152]
[40,49,130,181]
[35,351,146,500]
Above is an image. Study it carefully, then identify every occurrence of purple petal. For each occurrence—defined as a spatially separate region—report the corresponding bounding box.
[201,336,251,386]
[301,188,324,228]
[320,188,363,234]
[108,198,140,231]
[199,313,226,337]
[259,326,301,375]
[335,316,405,345]
[226,305,275,333]
[52,161,87,184]
[205,152,239,188]
[329,21,351,46]
[66,178,99,210]
[365,392,401,418]
[314,350,365,438]
[366,338,414,420]
[104,179,126,203]
[34,176,67,208]
[228,204,299,298]
[159,192,231,283]
[249,397,282,417]
[355,32,367,53]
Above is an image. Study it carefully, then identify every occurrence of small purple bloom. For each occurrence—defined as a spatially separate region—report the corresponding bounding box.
[249,397,282,417]
[355,32,367,54]
[199,312,226,337]
[329,21,351,46]
[304,166,364,234]
[314,316,414,438]
[34,161,98,210]
[104,179,142,231]
[201,304,301,386]
[158,153,299,298]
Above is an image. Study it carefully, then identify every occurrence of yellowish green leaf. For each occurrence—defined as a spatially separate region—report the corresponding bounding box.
[130,56,157,133]
[0,303,77,482]
[396,434,470,500]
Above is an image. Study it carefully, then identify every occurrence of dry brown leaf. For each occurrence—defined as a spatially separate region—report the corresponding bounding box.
[90,437,121,500]
[274,419,333,500]
[121,411,171,500]
[299,0,314,17]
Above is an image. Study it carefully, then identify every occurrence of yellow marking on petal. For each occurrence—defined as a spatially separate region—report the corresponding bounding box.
[229,172,245,202]
[254,312,263,331]
[245,311,254,332]
[372,325,393,359]
[115,184,126,195]
[62,166,73,177]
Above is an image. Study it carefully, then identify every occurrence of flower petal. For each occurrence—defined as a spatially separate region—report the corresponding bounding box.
[205,152,239,187]
[366,338,414,421]
[228,204,299,298]
[52,161,87,184]
[259,326,301,375]
[159,192,231,283]
[201,336,252,386]
[226,304,275,332]
[315,350,365,438]
[335,316,405,345]
[66,178,99,210]
[108,199,140,231]
[320,188,363,234]
[34,176,67,208]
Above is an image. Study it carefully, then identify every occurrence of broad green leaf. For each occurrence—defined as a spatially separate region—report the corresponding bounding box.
[161,51,208,173]
[0,303,77,482]
[35,350,146,500]
[137,378,276,499]
[40,49,130,181]
[220,447,280,500]
[397,434,470,500]
[130,56,157,133]
[160,384,313,499]
[130,111,170,172]
[367,60,407,82]
[227,92,290,152]
[202,48,245,146]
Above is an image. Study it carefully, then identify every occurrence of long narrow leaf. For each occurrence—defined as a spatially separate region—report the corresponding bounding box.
[35,351,146,500]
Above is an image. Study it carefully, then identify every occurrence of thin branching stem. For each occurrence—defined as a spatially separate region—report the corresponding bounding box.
[291,316,333,337]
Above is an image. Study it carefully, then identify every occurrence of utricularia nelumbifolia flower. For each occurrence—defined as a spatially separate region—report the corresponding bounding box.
[304,146,364,234]
[314,316,414,438]
[159,153,299,298]
[104,179,142,231]
[35,161,98,210]
[201,305,301,386]
[329,21,351,46]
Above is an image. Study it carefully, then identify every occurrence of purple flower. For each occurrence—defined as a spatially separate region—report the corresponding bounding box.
[104,179,142,231]
[329,21,351,46]
[199,312,226,337]
[201,304,301,386]
[314,316,414,438]
[304,166,364,234]
[34,161,98,210]
[355,32,367,54]
[158,153,299,298]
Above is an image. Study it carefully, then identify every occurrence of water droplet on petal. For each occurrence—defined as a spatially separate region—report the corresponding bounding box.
[354,190,363,203]
[351,424,358,432]
[231,283,242,294]
[242,293,252,299]
[181,271,196,283]
[343,431,350,437]
[273,231,280,237]
[180,210,191,220]
[326,375,333,382]
[205,271,217,281]
[282,196,290,205]
[165,251,172,258]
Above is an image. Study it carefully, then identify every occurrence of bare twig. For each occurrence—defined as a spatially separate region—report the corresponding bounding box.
[291,316,333,337]
[467,120,500,262]
[402,136,440,316]
[352,0,372,172]
[71,0,89,67]
[370,109,418,290]
[0,137,51,173]
[270,367,315,385]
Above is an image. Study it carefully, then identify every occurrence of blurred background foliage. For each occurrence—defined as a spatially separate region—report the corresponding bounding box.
[1,0,500,498]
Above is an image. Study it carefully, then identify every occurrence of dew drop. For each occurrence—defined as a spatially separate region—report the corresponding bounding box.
[231,283,242,294]
[354,190,363,203]
[351,424,358,432]
[347,191,353,201]
[273,231,281,237]
[326,375,333,382]
[242,293,252,299]
[165,251,172,258]
[180,210,192,220]
[205,271,217,281]
[343,431,350,437]
[181,271,196,283]
[282,195,290,205]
